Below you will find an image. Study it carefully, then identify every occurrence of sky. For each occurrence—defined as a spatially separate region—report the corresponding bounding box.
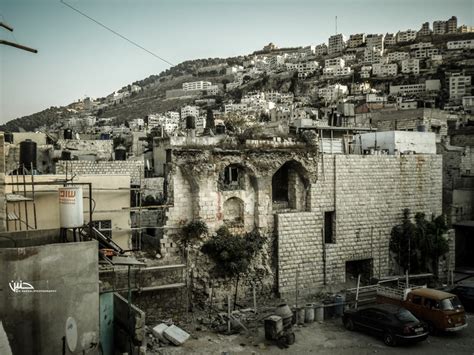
[0,0,473,123]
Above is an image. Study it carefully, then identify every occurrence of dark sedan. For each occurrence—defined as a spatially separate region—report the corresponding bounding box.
[342,304,429,346]
[449,283,474,312]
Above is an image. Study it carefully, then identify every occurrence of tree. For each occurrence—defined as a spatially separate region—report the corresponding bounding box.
[201,227,265,308]
[390,209,449,277]
[204,108,215,134]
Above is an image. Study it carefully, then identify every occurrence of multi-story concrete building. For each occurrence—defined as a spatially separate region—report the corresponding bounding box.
[364,47,383,64]
[322,66,353,77]
[181,105,200,118]
[433,20,446,35]
[183,81,212,91]
[458,25,474,33]
[389,80,441,96]
[360,66,372,79]
[410,42,433,50]
[449,73,472,102]
[401,58,420,75]
[372,63,398,77]
[418,22,431,36]
[347,33,366,48]
[365,33,384,51]
[328,34,345,54]
[387,51,410,62]
[286,61,320,78]
[396,30,417,43]
[318,84,349,102]
[325,57,345,68]
[447,16,458,33]
[384,33,396,46]
[447,39,474,50]
[412,47,439,59]
[315,43,328,56]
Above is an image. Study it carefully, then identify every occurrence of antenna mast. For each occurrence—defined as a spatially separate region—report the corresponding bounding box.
[335,16,338,35]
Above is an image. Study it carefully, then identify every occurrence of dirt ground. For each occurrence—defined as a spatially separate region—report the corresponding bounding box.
[151,312,474,355]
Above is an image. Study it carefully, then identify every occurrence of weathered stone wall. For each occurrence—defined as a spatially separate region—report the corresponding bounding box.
[0,134,5,232]
[277,154,443,297]
[56,160,144,184]
[56,139,113,160]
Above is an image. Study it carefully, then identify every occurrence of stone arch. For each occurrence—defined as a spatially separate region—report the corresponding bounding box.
[271,160,311,211]
[223,197,244,225]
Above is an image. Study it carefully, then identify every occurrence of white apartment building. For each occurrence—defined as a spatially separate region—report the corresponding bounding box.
[433,21,446,35]
[205,85,219,95]
[390,83,425,96]
[224,103,249,113]
[360,66,372,79]
[325,57,345,68]
[447,39,474,50]
[315,43,328,56]
[410,42,433,50]
[318,84,349,103]
[449,73,472,101]
[418,22,431,36]
[364,47,383,64]
[347,33,366,48]
[226,66,244,75]
[366,93,387,103]
[397,98,418,110]
[389,80,441,96]
[350,82,371,95]
[384,33,396,46]
[323,66,353,77]
[183,81,212,91]
[372,63,398,77]
[342,54,356,62]
[328,34,345,54]
[396,30,417,43]
[412,47,439,59]
[401,58,420,75]
[387,51,410,62]
[265,91,294,104]
[268,55,286,68]
[366,34,384,51]
[181,105,200,118]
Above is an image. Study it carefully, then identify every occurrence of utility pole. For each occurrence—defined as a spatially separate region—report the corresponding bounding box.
[0,21,38,53]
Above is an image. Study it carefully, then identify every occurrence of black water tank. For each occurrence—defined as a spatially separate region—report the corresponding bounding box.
[19,139,37,169]
[115,146,126,161]
[64,129,73,139]
[215,125,226,134]
[4,132,13,143]
[186,116,196,129]
[100,133,111,140]
[61,151,71,160]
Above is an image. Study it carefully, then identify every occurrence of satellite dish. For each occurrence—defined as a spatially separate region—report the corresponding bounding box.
[65,317,78,352]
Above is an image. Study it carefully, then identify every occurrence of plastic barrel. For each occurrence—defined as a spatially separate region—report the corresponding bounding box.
[305,304,315,323]
[323,300,334,320]
[297,308,305,325]
[334,294,345,317]
[315,303,324,322]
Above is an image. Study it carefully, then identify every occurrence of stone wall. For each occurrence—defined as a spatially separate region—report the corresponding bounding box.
[56,139,113,160]
[56,160,144,184]
[276,154,443,298]
[0,134,5,232]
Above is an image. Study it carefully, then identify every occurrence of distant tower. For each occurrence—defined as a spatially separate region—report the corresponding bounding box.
[335,16,338,35]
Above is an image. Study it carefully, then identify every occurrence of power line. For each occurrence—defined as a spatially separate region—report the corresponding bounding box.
[59,0,174,66]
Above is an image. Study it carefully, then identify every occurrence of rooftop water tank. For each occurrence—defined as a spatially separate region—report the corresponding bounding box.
[4,132,13,144]
[59,186,84,228]
[114,146,126,161]
[64,129,73,140]
[19,139,37,169]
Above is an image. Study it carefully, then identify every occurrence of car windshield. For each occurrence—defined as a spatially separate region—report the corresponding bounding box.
[396,309,418,323]
[440,297,462,311]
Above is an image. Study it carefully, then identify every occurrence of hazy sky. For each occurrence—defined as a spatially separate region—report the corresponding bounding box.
[0,0,472,123]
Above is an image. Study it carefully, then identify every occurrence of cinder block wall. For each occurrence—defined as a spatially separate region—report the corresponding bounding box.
[277,154,442,297]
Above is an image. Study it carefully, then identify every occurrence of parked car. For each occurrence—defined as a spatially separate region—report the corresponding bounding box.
[343,304,429,346]
[377,285,467,333]
[449,283,474,312]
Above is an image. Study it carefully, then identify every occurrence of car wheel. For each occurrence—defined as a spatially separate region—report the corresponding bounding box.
[383,331,396,347]
[287,332,296,345]
[344,318,355,331]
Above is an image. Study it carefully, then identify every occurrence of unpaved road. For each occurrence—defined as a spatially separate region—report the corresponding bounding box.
[153,313,474,355]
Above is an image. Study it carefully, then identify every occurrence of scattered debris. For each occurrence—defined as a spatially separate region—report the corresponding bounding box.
[163,324,191,346]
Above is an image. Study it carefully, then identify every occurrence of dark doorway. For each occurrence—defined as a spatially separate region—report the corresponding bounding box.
[346,259,373,284]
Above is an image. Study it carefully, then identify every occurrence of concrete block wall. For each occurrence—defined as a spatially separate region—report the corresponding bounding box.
[276,154,443,297]
[56,160,144,184]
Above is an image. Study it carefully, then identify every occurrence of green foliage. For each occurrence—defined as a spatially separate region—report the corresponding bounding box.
[201,226,266,278]
[180,220,208,249]
[390,209,449,275]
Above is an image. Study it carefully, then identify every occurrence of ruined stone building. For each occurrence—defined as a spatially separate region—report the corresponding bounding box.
[154,134,444,298]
